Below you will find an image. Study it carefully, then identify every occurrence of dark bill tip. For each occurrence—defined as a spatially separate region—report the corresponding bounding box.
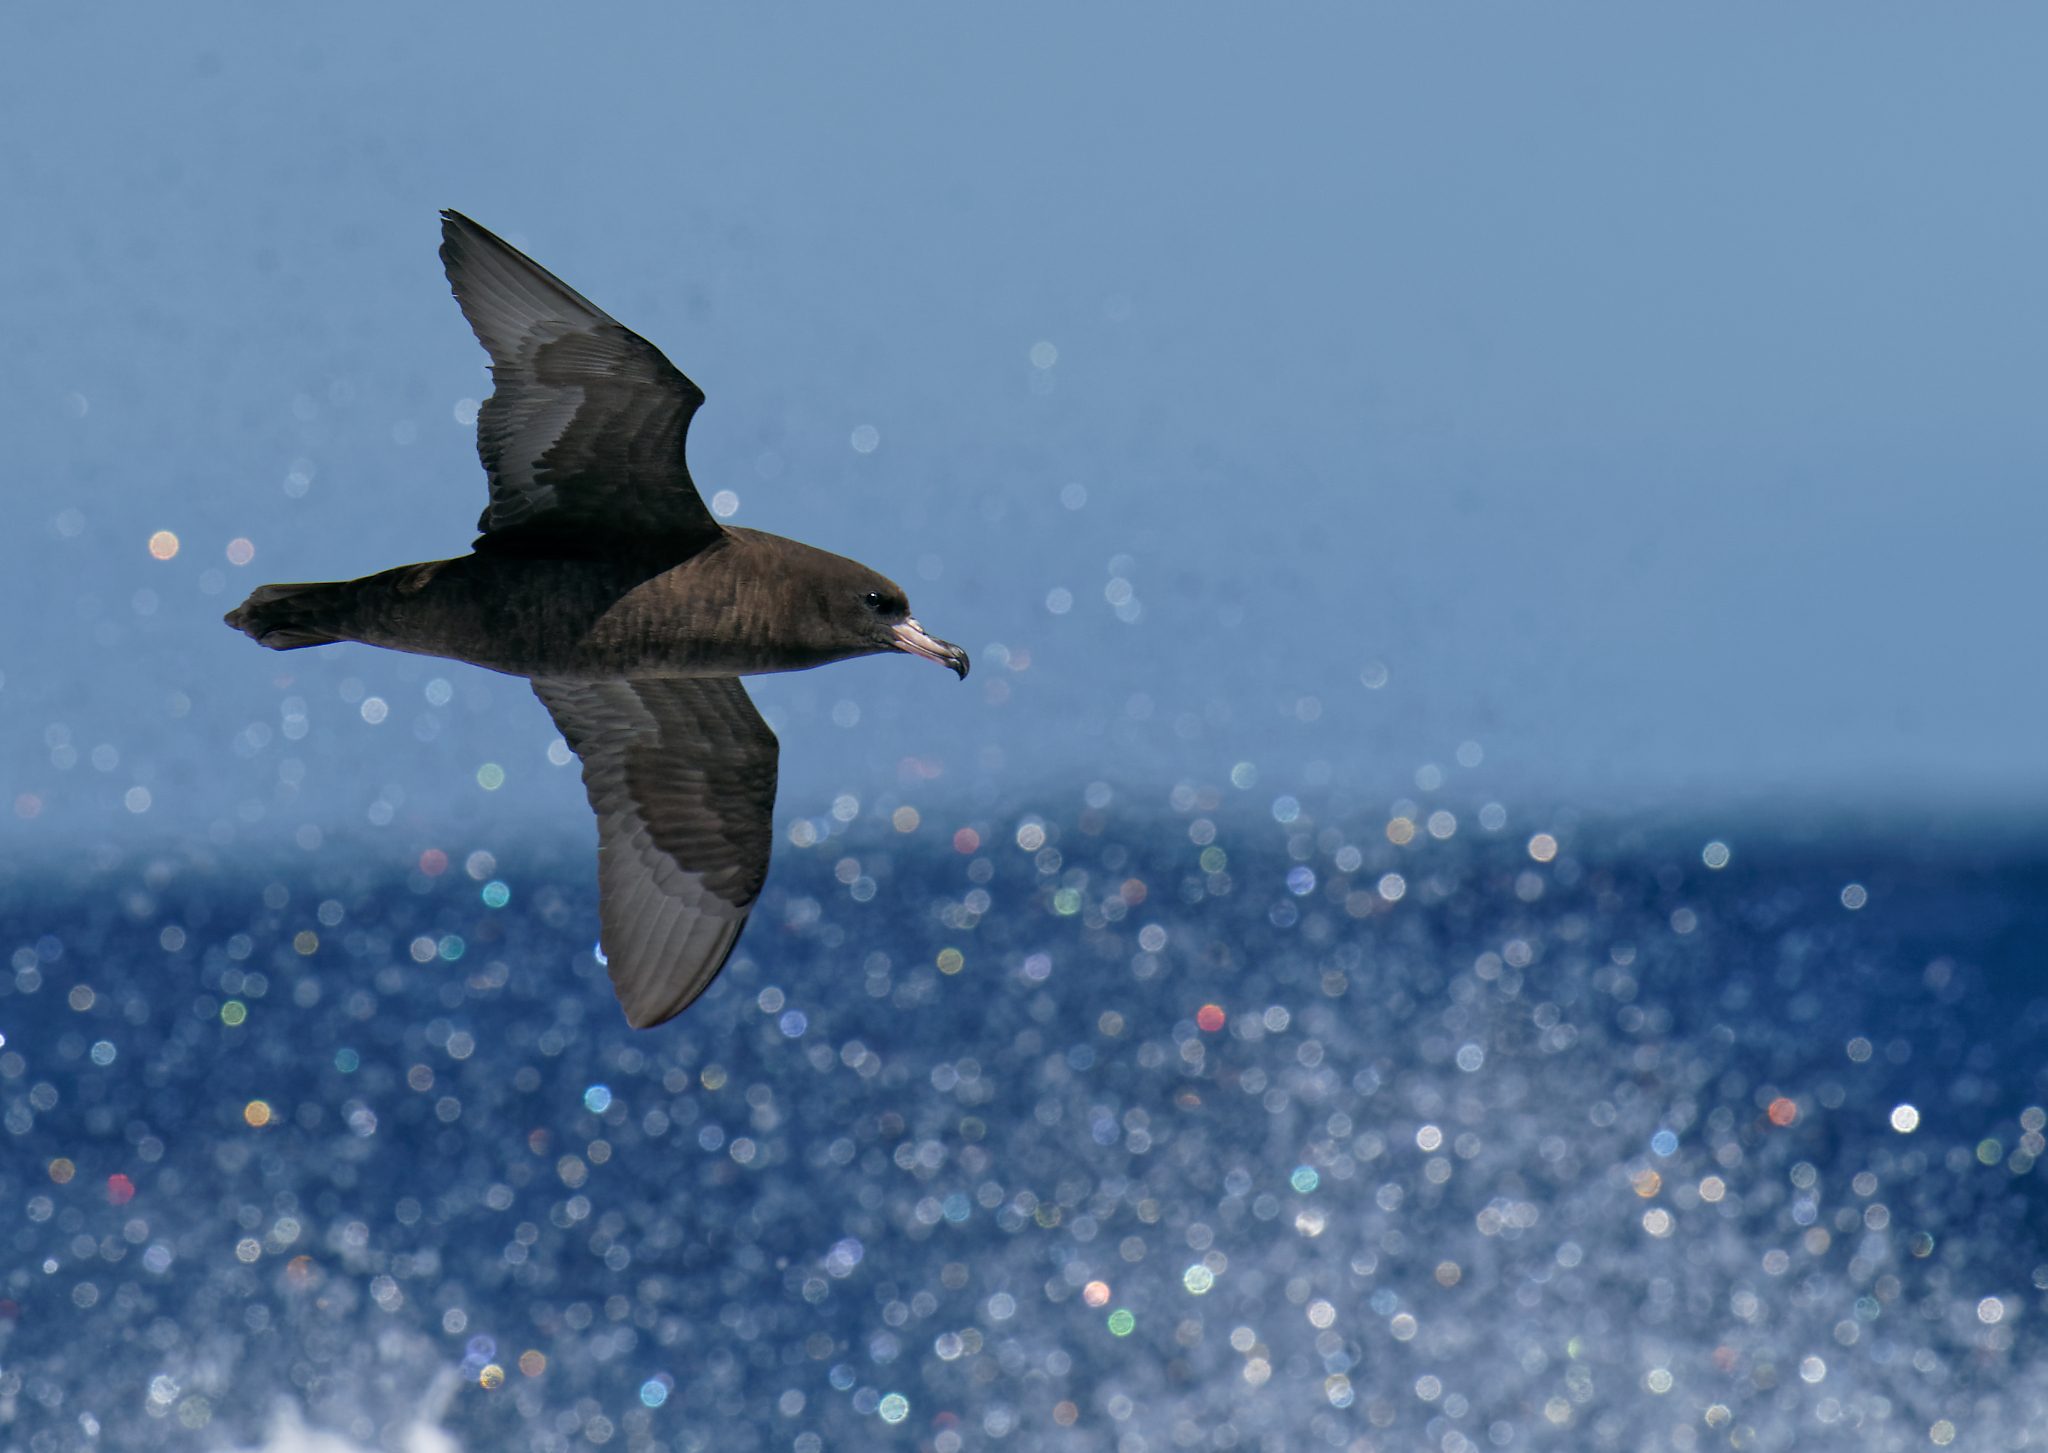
[892,619,970,679]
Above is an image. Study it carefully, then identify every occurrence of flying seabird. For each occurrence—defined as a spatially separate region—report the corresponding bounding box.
[226,211,969,1028]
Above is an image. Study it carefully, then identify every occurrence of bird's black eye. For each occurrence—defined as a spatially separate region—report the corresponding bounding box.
[863,591,886,612]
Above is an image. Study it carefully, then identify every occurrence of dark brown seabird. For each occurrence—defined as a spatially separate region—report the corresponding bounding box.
[226,211,969,1028]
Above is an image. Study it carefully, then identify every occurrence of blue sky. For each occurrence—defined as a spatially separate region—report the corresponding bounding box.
[5,5,2044,851]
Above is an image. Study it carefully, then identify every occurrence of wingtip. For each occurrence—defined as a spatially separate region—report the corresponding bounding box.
[622,1003,670,1031]
[437,210,491,292]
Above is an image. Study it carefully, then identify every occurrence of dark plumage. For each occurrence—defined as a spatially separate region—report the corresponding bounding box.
[227,211,968,1027]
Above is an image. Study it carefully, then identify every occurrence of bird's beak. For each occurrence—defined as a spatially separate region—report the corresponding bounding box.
[892,619,970,679]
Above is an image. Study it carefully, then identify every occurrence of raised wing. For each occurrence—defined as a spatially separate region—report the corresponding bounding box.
[439,210,723,555]
[532,675,779,1028]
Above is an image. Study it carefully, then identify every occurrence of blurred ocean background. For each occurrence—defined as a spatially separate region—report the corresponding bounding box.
[4,6,2046,1451]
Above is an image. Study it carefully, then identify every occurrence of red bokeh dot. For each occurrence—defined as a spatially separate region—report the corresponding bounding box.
[1197,1004,1226,1033]
[419,849,449,876]
[1767,1097,1797,1127]
[952,828,980,855]
[106,1173,136,1206]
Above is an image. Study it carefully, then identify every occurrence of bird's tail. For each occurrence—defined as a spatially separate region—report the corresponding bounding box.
[223,580,355,650]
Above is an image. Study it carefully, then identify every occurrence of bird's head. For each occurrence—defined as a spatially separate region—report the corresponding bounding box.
[744,535,970,679]
[848,571,970,679]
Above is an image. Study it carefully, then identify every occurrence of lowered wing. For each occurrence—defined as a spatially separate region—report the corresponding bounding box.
[531,674,779,1027]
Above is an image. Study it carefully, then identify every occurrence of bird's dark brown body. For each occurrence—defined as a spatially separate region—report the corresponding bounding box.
[242,529,918,682]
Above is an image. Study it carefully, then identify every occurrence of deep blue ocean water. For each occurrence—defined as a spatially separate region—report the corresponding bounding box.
[5,800,2045,1452]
